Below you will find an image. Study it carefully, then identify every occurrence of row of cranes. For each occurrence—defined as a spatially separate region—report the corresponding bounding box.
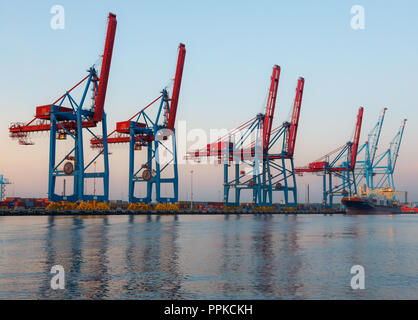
[7,13,407,207]
[186,66,304,207]
[9,13,184,204]
[296,108,406,207]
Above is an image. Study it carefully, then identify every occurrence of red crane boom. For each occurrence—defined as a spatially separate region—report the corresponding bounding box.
[295,106,364,173]
[90,44,186,148]
[9,13,117,145]
[262,65,281,151]
[167,43,186,130]
[93,13,117,122]
[349,106,364,170]
[286,77,305,157]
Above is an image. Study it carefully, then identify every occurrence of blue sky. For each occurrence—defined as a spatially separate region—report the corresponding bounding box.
[0,0,417,202]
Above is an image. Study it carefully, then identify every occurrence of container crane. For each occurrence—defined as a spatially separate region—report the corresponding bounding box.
[9,13,117,202]
[186,65,280,206]
[295,107,364,207]
[0,175,12,201]
[187,66,305,206]
[267,77,305,204]
[91,43,186,203]
[372,119,407,190]
[355,108,387,189]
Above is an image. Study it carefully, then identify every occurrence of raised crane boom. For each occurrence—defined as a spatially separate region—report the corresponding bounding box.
[373,118,407,190]
[286,77,305,157]
[349,106,364,170]
[93,13,117,122]
[262,65,281,151]
[296,106,364,173]
[390,119,407,172]
[167,43,186,130]
[354,107,386,189]
[369,107,387,165]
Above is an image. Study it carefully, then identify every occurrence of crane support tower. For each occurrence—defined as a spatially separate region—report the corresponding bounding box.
[9,13,117,202]
[267,77,305,204]
[221,65,281,207]
[372,119,407,190]
[187,66,305,207]
[91,43,186,203]
[295,107,364,207]
[355,108,387,189]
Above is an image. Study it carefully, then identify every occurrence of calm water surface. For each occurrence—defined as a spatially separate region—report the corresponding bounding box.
[0,214,417,299]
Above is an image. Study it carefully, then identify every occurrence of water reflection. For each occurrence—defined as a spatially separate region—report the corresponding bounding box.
[279,215,304,298]
[251,215,277,296]
[218,214,246,297]
[123,215,183,299]
[38,216,57,298]
[80,216,110,299]
[0,214,417,299]
[68,217,84,298]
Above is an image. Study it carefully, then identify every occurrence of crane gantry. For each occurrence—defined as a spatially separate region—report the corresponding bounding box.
[355,108,407,195]
[267,76,305,204]
[9,13,117,202]
[355,108,387,189]
[91,43,186,204]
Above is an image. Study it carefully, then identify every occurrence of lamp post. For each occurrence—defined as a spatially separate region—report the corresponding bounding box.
[93,161,97,198]
[190,170,194,210]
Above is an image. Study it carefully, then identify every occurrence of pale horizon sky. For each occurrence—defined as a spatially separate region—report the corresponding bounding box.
[0,1,417,203]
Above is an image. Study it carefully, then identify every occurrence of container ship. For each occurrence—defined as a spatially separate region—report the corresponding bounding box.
[342,188,404,215]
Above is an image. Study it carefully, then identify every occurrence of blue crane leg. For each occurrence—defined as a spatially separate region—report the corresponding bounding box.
[48,114,57,201]
[128,128,135,203]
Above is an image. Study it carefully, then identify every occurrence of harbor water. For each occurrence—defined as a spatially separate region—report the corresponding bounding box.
[0,214,417,299]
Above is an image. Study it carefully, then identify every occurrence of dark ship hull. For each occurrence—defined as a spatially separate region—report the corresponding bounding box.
[342,197,402,215]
